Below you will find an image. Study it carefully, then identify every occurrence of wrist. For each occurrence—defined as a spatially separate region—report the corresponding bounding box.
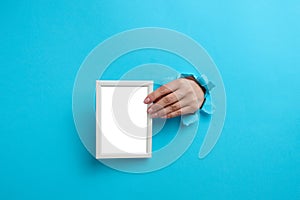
[184,76,206,109]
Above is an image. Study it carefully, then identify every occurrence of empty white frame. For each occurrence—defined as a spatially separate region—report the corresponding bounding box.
[96,80,153,159]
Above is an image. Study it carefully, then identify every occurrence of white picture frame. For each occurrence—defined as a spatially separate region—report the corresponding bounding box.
[96,80,153,159]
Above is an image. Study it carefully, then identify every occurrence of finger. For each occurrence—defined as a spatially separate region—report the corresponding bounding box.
[147,92,181,114]
[150,91,190,116]
[143,81,180,104]
[161,106,193,119]
[151,101,182,118]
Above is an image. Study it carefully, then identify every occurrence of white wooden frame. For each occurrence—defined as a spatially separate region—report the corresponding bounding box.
[96,80,153,159]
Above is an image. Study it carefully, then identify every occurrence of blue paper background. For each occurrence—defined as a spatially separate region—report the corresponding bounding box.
[0,0,299,199]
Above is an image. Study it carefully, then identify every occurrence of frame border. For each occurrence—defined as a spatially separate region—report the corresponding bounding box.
[96,80,153,159]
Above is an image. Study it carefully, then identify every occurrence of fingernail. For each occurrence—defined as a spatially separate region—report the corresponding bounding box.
[144,97,150,104]
[148,108,153,113]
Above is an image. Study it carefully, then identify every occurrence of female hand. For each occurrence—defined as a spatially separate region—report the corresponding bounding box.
[143,78,205,118]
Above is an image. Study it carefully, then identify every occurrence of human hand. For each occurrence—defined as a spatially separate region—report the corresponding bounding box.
[143,77,205,118]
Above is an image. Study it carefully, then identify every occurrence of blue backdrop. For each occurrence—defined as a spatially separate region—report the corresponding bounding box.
[0,0,299,199]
